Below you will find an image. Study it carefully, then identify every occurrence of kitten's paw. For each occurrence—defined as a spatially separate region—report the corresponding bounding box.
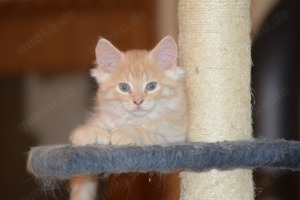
[110,128,136,145]
[95,130,111,145]
[70,126,110,146]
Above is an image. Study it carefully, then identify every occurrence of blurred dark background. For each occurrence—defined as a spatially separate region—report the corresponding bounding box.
[252,0,299,200]
[0,0,298,200]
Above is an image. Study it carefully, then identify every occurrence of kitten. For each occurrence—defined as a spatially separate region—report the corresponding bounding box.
[69,36,187,200]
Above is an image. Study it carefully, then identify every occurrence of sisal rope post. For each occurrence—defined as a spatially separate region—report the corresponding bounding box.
[178,0,254,200]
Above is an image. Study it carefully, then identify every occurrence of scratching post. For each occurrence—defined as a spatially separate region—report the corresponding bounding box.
[178,0,254,200]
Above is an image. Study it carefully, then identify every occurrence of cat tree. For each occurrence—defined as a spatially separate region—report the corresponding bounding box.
[27,0,300,199]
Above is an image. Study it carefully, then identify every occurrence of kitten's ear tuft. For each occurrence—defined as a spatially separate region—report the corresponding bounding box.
[95,38,122,72]
[150,36,178,69]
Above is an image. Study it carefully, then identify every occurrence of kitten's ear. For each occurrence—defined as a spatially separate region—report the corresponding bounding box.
[95,38,122,72]
[150,36,178,69]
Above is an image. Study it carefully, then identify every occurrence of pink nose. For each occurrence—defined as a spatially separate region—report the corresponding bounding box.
[133,100,144,106]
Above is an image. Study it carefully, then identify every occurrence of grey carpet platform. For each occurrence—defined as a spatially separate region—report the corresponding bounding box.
[27,139,300,180]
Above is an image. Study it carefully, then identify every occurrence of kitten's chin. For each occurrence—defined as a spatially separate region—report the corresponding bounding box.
[130,109,149,117]
[124,104,154,117]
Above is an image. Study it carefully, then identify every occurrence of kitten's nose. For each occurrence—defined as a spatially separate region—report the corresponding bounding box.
[133,100,144,106]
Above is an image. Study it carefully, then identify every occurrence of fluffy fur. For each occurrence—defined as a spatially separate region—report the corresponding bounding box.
[69,36,187,200]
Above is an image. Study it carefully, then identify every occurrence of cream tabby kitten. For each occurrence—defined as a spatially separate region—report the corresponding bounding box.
[69,36,187,200]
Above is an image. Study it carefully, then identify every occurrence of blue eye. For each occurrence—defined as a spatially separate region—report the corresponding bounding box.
[119,83,130,92]
[146,82,157,91]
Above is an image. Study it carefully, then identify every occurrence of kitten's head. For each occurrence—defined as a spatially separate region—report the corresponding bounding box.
[91,36,184,117]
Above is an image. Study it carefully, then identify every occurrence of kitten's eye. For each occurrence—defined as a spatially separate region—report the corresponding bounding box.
[146,82,157,91]
[119,83,130,92]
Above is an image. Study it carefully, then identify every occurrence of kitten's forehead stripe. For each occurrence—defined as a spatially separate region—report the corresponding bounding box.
[120,50,157,92]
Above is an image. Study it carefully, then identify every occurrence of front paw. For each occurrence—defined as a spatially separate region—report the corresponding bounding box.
[110,127,137,145]
[70,126,110,146]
